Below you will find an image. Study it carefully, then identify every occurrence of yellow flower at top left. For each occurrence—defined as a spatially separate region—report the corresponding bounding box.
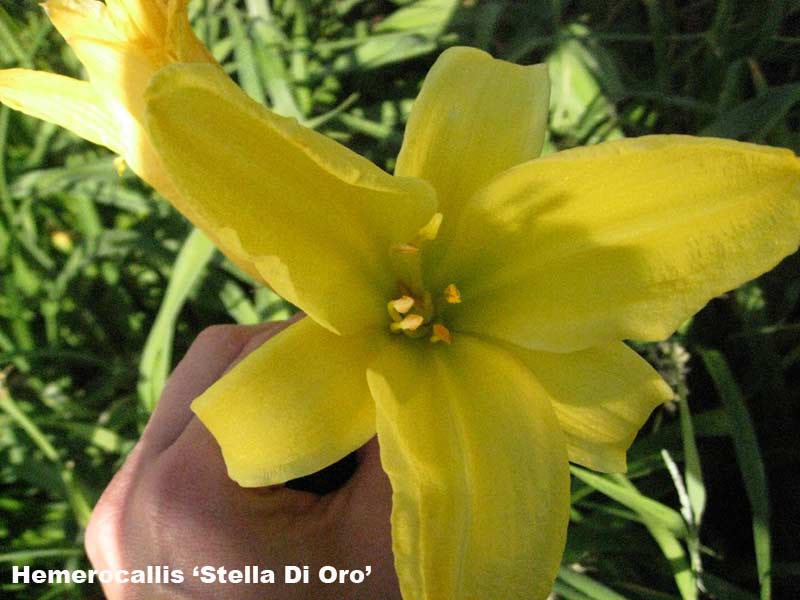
[0,0,221,241]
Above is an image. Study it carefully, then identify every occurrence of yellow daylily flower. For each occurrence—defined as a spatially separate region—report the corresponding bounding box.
[0,0,262,278]
[0,0,210,192]
[3,7,800,596]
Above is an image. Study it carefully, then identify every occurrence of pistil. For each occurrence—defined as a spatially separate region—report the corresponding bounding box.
[387,213,460,344]
[390,243,426,297]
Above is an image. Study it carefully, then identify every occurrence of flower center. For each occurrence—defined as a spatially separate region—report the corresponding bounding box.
[386,213,460,344]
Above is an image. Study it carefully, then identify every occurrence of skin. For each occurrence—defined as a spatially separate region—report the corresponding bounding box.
[85,317,401,599]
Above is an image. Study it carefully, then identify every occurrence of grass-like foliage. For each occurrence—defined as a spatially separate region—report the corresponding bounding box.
[1,0,799,598]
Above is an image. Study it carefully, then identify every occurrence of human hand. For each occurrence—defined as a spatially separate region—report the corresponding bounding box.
[85,317,400,599]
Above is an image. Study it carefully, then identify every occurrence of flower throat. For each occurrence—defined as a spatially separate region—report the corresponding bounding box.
[387,213,460,344]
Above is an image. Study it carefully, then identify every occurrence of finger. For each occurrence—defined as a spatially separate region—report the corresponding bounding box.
[138,324,266,457]
[146,313,304,469]
[156,417,236,492]
[160,416,318,512]
[151,314,308,492]
[323,437,394,528]
[346,437,394,509]
[87,317,306,588]
[327,437,398,594]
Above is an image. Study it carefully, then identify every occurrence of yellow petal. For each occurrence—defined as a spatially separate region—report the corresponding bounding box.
[165,0,217,63]
[396,47,549,238]
[45,1,162,112]
[510,342,673,472]
[43,0,123,46]
[0,69,122,154]
[192,318,377,487]
[44,0,213,118]
[367,336,569,599]
[146,63,437,335]
[14,2,248,282]
[105,0,166,44]
[438,135,800,351]
[42,0,239,277]
[45,1,154,103]
[104,0,216,64]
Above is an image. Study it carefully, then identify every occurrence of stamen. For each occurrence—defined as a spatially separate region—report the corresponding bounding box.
[444,283,462,304]
[392,243,419,255]
[387,213,453,341]
[390,295,415,315]
[430,323,452,344]
[390,314,425,332]
[387,303,402,322]
[416,212,443,242]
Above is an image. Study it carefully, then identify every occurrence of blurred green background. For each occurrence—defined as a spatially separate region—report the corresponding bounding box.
[0,0,799,598]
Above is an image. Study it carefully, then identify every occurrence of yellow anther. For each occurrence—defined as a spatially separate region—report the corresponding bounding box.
[444,283,462,304]
[390,295,415,314]
[390,314,425,332]
[114,156,127,177]
[417,212,443,241]
[430,323,452,344]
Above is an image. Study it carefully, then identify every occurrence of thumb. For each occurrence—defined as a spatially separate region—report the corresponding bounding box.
[324,436,400,598]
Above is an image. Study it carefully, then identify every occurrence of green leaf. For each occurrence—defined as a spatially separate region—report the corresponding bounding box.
[244,0,304,119]
[335,0,458,72]
[613,474,697,600]
[571,466,688,539]
[219,280,260,325]
[138,228,215,413]
[49,422,133,454]
[701,83,800,142]
[546,25,624,144]
[0,548,84,563]
[373,0,458,36]
[0,388,92,527]
[557,567,628,600]
[225,4,266,105]
[702,573,759,600]
[699,349,772,600]
[645,520,697,600]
